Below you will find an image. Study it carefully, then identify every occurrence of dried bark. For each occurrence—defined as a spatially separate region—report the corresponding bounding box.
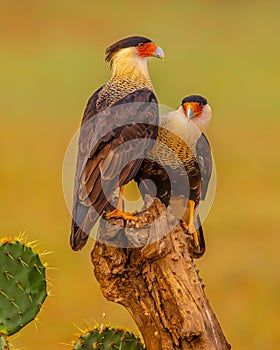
[91,197,231,350]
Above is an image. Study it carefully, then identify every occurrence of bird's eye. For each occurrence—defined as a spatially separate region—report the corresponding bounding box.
[138,42,145,48]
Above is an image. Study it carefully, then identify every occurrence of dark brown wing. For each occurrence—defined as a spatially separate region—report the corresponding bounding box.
[195,133,212,200]
[189,133,212,258]
[71,88,158,250]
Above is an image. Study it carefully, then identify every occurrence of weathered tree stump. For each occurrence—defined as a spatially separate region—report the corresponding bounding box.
[91,196,231,350]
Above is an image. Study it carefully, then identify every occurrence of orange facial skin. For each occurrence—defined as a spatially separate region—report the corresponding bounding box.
[182,102,204,118]
[136,42,158,57]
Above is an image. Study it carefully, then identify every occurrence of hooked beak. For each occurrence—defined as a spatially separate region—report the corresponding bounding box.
[153,46,164,59]
[187,107,194,121]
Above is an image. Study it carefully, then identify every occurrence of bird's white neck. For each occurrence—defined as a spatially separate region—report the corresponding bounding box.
[161,104,212,150]
[110,47,153,88]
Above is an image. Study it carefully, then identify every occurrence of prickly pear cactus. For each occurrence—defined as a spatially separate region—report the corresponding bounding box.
[73,326,145,350]
[0,334,9,350]
[0,237,47,336]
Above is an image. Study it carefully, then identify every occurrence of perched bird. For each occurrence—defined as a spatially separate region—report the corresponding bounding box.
[136,95,212,257]
[70,36,164,251]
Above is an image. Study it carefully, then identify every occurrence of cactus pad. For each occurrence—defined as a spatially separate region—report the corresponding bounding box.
[73,326,145,350]
[0,238,47,336]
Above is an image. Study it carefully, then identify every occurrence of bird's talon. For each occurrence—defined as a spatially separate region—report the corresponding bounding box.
[106,209,138,222]
[192,230,200,249]
[181,221,189,231]
[181,221,200,249]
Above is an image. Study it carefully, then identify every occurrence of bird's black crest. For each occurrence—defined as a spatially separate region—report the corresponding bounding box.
[105,36,152,63]
[182,95,208,106]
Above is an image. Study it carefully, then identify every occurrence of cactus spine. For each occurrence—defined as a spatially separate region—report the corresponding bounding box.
[0,334,9,350]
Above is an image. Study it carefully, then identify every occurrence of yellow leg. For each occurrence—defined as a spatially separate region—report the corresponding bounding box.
[106,186,138,222]
[181,200,199,248]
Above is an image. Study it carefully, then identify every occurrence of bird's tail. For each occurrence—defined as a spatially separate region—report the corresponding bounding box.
[70,199,115,251]
[70,205,99,251]
[70,222,90,251]
[190,214,206,258]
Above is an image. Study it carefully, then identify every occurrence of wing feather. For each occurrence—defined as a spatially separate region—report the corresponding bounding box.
[196,133,212,200]
[71,88,158,250]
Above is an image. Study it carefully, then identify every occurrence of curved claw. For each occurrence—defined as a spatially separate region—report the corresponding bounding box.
[180,221,189,231]
[181,221,200,249]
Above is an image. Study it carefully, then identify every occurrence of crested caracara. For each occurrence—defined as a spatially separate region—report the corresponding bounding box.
[136,95,212,258]
[70,36,164,250]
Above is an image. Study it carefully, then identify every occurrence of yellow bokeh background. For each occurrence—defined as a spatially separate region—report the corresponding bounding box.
[1,1,280,349]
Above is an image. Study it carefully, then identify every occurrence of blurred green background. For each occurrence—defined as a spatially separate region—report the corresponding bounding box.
[1,0,280,349]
